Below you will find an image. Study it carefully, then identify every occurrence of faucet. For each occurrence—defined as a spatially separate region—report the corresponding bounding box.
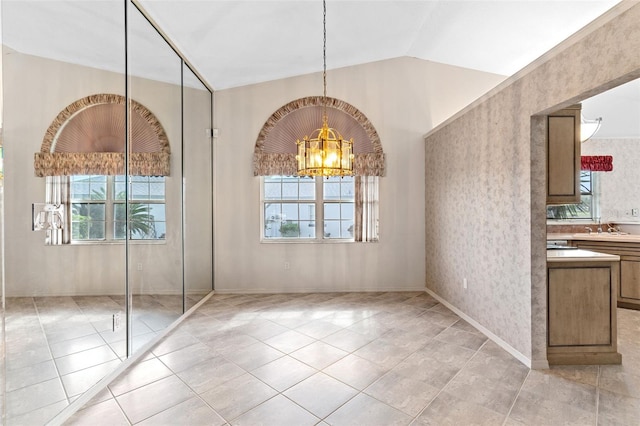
[596,218,603,234]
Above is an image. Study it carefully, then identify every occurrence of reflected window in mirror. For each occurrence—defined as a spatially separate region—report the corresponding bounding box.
[71,175,166,241]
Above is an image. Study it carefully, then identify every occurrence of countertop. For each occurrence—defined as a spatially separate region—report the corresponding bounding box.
[547,232,640,243]
[547,248,620,263]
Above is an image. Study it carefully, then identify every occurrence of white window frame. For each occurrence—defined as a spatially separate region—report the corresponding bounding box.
[70,175,166,243]
[261,176,356,243]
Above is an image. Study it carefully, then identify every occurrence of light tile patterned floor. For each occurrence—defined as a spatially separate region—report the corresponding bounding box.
[56,292,640,425]
[3,294,205,425]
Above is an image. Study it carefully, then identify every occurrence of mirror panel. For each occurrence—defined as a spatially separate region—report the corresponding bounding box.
[127,2,184,354]
[183,64,213,310]
[1,1,127,423]
[1,1,213,422]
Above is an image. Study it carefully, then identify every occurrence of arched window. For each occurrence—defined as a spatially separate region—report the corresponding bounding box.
[33,94,170,244]
[254,96,384,242]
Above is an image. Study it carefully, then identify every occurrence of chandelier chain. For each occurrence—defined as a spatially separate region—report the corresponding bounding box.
[323,0,327,117]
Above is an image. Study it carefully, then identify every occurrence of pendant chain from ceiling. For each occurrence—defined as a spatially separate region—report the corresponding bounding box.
[322,0,327,120]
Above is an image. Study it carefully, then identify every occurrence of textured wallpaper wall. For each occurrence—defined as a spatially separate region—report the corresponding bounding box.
[425,3,640,366]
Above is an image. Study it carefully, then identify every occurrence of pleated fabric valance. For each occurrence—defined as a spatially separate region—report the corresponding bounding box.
[34,94,170,177]
[253,96,385,176]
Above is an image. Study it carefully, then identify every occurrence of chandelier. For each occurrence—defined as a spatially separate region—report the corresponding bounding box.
[296,0,354,177]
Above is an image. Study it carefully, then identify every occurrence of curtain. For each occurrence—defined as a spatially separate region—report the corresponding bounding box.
[354,176,379,242]
[45,176,70,245]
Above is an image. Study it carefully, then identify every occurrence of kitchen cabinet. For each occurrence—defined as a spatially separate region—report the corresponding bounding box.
[547,249,621,365]
[547,104,581,204]
[569,238,640,310]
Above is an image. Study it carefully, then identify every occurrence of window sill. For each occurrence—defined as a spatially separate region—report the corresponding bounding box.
[546,219,598,225]
[260,238,378,244]
[68,240,167,246]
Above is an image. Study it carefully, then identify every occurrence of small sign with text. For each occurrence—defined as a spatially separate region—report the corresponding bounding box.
[581,155,613,172]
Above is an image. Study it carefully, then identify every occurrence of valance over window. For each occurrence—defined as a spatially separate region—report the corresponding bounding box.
[253,96,385,177]
[34,94,170,177]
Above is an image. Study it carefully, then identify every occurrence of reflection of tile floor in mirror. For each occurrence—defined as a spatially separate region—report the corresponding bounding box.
[3,294,205,425]
[64,292,640,425]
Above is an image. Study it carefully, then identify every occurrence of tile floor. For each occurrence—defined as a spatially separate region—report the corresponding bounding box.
[60,292,640,425]
[3,294,205,425]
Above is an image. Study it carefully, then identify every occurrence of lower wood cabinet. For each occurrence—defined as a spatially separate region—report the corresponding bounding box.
[547,259,621,365]
[548,266,611,346]
[621,260,640,301]
[570,240,640,310]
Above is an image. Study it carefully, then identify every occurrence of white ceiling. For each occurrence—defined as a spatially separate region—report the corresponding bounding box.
[136,0,620,90]
[1,0,637,137]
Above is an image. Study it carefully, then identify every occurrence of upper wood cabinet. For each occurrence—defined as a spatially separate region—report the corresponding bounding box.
[547,104,581,204]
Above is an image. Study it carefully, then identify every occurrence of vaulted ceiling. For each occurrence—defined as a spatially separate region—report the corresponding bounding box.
[136,0,620,90]
[2,0,637,137]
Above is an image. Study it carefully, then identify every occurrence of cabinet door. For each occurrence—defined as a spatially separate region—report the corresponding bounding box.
[547,105,581,204]
[621,260,640,300]
[548,266,611,346]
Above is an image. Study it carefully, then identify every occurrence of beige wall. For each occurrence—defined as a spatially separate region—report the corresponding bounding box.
[424,3,640,366]
[2,49,212,297]
[583,138,640,222]
[213,57,505,293]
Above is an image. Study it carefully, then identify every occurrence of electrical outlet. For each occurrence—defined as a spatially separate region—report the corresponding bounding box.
[633,208,639,217]
[137,263,143,271]
[284,262,290,270]
[463,278,468,289]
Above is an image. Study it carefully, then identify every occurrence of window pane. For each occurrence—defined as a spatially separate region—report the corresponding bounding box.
[71,202,105,240]
[129,203,152,239]
[324,203,340,220]
[134,204,166,240]
[324,182,340,200]
[89,204,105,220]
[114,221,126,239]
[71,175,106,201]
[88,222,106,240]
[114,203,126,221]
[281,203,299,221]
[342,221,354,238]
[282,182,298,200]
[580,171,592,194]
[299,221,316,238]
[341,177,355,200]
[299,203,315,221]
[341,203,354,220]
[148,204,166,221]
[324,220,340,238]
[299,182,315,200]
[131,182,148,199]
[264,182,282,200]
[324,201,354,239]
[279,221,300,237]
[149,182,165,200]
[264,203,282,238]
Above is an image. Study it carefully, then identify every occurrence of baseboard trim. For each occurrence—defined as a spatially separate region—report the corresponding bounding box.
[424,288,536,369]
[213,286,426,294]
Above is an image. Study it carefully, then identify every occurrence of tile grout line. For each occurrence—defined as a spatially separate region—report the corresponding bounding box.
[32,297,72,407]
[404,317,486,425]
[501,360,531,426]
